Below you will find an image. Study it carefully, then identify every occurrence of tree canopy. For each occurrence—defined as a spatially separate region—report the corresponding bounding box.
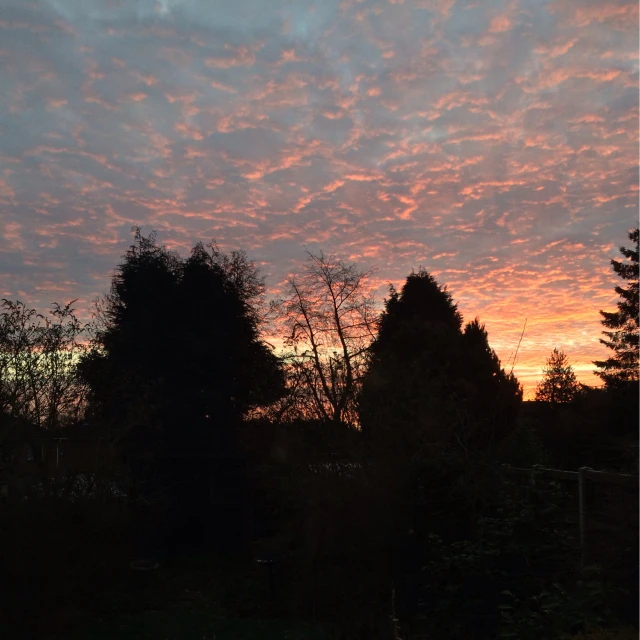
[535,348,580,404]
[79,229,285,454]
[359,269,521,456]
[594,228,639,389]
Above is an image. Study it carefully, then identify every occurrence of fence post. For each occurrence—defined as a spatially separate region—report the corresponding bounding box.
[578,467,591,568]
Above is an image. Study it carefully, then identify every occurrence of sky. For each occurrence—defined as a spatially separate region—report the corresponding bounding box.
[0,0,638,397]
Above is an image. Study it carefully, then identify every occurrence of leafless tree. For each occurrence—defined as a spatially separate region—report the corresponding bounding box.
[272,252,378,427]
[0,299,89,429]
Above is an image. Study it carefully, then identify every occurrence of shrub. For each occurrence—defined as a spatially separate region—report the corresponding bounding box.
[0,481,131,637]
[417,468,623,640]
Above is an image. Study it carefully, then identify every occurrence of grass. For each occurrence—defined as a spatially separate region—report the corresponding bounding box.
[569,629,640,640]
[51,550,332,640]
[61,610,329,640]
[0,495,387,639]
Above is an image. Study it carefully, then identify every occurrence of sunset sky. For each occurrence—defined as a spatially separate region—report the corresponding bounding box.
[1,0,638,396]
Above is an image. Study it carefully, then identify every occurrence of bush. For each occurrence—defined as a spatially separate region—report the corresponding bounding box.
[417,468,623,640]
[0,481,131,637]
[495,421,552,469]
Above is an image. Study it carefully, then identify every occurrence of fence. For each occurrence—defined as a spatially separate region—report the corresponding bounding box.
[505,465,638,567]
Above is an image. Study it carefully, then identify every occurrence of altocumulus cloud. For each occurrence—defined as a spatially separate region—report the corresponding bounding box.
[0,0,637,394]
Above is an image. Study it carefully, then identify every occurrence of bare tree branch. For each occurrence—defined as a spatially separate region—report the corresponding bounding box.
[273,252,378,427]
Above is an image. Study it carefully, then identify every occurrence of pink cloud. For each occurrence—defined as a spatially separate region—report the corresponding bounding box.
[0,0,637,398]
[488,15,512,33]
[204,46,255,69]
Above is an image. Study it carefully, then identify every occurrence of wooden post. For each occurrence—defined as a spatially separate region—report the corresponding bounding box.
[578,466,591,568]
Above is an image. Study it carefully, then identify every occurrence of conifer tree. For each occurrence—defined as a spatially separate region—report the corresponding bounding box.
[535,348,579,404]
[359,269,521,454]
[594,228,639,388]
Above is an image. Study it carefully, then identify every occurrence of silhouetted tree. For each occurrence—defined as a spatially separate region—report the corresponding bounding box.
[205,240,271,327]
[80,229,285,453]
[535,348,579,404]
[359,272,462,456]
[459,318,522,444]
[79,230,286,553]
[273,251,377,427]
[594,228,639,388]
[359,270,521,456]
[0,299,89,429]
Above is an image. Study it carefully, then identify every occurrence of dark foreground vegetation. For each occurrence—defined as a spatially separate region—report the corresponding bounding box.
[1,228,637,639]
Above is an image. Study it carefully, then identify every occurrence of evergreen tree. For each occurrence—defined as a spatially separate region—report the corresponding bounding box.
[80,229,284,452]
[359,271,462,456]
[594,228,639,388]
[535,348,579,404]
[79,230,287,553]
[359,270,521,456]
[459,318,522,442]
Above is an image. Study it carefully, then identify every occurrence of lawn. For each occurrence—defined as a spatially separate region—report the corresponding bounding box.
[62,610,329,640]
[53,551,332,640]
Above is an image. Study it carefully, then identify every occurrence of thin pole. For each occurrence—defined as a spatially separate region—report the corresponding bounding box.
[510,318,527,375]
